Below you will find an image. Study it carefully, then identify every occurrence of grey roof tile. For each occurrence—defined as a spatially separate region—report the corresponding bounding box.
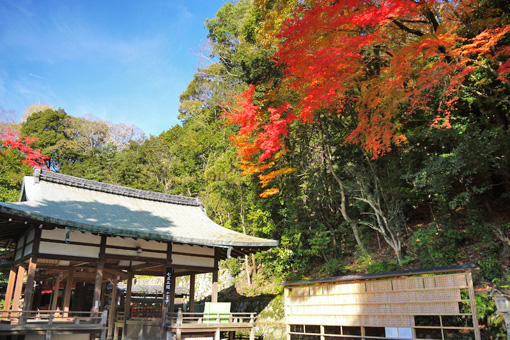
[0,171,278,249]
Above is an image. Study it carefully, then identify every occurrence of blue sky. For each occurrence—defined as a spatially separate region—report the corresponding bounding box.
[0,0,227,136]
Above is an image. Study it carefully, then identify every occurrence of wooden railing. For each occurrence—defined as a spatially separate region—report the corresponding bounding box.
[168,309,256,326]
[0,310,107,326]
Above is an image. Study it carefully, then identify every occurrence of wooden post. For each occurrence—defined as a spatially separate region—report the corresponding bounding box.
[170,273,176,315]
[100,310,108,340]
[467,271,481,340]
[162,243,173,340]
[2,268,16,318]
[93,235,107,313]
[92,260,105,312]
[51,273,62,311]
[21,256,38,323]
[100,281,108,310]
[176,308,182,340]
[189,274,195,313]
[212,248,219,303]
[212,270,218,303]
[122,270,133,340]
[63,268,74,316]
[108,277,118,340]
[11,265,26,319]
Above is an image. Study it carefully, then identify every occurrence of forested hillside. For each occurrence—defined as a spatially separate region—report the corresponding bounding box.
[2,0,510,335]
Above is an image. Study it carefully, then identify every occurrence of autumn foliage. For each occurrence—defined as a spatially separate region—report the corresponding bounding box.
[224,0,510,195]
[0,129,48,169]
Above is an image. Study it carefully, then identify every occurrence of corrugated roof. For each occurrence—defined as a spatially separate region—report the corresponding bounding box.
[0,171,278,249]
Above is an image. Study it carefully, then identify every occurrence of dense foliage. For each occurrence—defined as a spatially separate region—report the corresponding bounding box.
[2,3,510,331]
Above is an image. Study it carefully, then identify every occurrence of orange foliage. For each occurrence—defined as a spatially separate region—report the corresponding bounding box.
[224,0,510,193]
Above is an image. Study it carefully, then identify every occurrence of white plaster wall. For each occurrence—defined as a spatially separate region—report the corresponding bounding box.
[106,236,167,251]
[42,228,101,244]
[172,254,214,268]
[23,242,33,257]
[105,247,166,259]
[174,244,214,256]
[39,241,99,258]
[26,228,35,243]
[17,235,25,250]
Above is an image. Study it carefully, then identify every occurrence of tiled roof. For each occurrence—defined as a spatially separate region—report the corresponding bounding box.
[35,169,202,207]
[0,170,278,249]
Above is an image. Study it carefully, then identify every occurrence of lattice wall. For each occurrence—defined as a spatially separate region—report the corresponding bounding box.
[284,272,480,340]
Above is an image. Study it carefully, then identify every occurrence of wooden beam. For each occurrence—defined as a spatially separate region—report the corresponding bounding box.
[40,270,118,282]
[467,271,481,340]
[212,249,219,303]
[189,274,195,313]
[101,253,166,263]
[174,270,203,277]
[170,272,176,314]
[162,242,173,338]
[130,262,162,271]
[122,270,133,340]
[2,268,16,317]
[63,268,74,316]
[92,235,106,312]
[32,226,41,255]
[21,256,38,320]
[108,277,118,339]
[170,264,214,272]
[103,268,128,279]
[11,265,26,316]
[50,273,62,311]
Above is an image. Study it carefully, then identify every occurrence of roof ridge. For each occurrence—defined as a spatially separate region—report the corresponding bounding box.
[33,169,202,207]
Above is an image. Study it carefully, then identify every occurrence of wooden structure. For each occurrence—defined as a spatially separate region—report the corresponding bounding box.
[283,264,481,340]
[0,169,277,340]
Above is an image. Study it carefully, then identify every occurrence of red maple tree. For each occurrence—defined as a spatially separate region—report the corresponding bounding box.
[1,129,49,169]
[224,0,510,195]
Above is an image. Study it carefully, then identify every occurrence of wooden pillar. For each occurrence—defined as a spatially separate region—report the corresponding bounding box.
[2,268,16,317]
[162,242,173,340]
[11,265,26,316]
[212,270,218,303]
[93,235,107,313]
[100,281,108,310]
[467,271,481,340]
[169,273,176,314]
[122,270,133,340]
[20,256,38,323]
[51,273,62,311]
[108,277,118,340]
[63,268,74,316]
[189,274,195,313]
[72,282,83,311]
[212,248,219,303]
[92,261,105,312]
[33,284,43,311]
